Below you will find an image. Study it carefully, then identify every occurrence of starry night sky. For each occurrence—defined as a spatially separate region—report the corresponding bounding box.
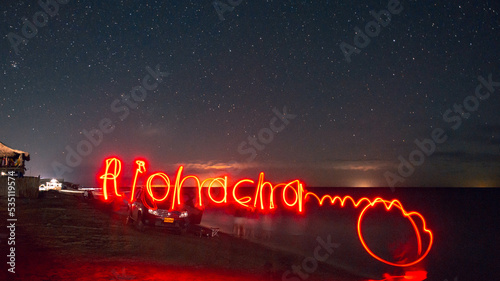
[1,0,499,187]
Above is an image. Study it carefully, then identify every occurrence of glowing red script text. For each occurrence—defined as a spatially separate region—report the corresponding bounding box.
[98,157,433,267]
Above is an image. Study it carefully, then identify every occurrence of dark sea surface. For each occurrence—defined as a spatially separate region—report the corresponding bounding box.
[200,187,499,280]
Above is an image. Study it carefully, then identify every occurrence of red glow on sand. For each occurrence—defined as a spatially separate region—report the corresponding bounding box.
[98,157,433,267]
[369,270,428,281]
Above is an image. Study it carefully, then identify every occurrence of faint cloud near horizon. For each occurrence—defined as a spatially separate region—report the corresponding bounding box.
[315,160,393,172]
[173,159,392,173]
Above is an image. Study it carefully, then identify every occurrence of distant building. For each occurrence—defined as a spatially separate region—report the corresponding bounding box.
[39,178,63,191]
[0,142,39,198]
[0,141,30,177]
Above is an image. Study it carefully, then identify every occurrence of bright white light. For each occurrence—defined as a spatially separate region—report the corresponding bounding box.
[148,209,160,216]
[180,211,188,218]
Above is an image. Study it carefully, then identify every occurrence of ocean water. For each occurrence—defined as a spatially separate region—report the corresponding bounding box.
[200,187,499,280]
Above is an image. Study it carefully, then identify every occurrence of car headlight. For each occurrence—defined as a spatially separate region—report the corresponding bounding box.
[179,211,188,218]
[148,209,160,216]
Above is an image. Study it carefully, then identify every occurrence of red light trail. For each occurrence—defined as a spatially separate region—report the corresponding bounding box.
[368,270,428,281]
[98,157,433,267]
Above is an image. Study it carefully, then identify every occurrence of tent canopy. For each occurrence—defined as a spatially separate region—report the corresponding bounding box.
[0,142,30,161]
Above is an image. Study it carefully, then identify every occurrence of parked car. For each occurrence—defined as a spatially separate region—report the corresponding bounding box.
[126,187,203,233]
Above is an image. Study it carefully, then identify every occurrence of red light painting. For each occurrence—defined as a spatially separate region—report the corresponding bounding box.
[368,270,428,281]
[98,157,433,267]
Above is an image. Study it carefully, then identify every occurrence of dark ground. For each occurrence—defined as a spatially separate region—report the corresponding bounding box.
[1,188,499,281]
[0,190,360,281]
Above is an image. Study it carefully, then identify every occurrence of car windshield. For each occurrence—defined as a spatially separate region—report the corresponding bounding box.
[149,200,175,210]
[139,188,175,210]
